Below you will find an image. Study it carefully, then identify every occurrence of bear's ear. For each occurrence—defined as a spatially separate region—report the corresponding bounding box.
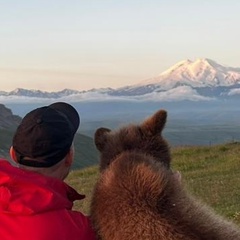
[94,127,111,152]
[141,109,167,136]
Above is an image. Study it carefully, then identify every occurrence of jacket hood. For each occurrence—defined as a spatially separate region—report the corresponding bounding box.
[0,160,84,215]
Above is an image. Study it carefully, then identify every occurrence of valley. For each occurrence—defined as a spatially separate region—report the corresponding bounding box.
[4,100,240,147]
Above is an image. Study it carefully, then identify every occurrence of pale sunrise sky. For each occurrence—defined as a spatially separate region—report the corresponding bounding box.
[0,0,240,91]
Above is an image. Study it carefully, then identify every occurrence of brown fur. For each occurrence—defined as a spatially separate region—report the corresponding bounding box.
[90,110,240,240]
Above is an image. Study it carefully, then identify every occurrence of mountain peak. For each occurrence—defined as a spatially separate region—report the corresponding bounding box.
[157,58,217,77]
[137,58,240,89]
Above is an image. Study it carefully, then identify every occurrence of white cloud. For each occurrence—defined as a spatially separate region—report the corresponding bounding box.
[0,86,215,104]
[0,96,52,104]
[228,88,240,96]
[130,86,214,102]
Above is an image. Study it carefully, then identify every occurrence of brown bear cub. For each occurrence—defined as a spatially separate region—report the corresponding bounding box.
[91,110,240,240]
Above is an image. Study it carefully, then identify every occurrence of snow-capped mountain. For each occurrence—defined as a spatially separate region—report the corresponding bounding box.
[139,58,240,88]
[109,58,240,99]
[1,58,240,102]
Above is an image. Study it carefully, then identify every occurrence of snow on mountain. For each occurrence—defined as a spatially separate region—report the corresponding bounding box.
[136,58,240,90]
[8,88,80,98]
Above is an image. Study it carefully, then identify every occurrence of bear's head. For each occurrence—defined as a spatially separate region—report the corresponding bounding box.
[94,109,171,171]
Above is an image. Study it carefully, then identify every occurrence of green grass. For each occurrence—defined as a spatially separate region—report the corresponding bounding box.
[67,166,99,214]
[66,142,240,225]
[171,142,240,223]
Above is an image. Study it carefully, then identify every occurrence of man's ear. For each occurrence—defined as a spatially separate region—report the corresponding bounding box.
[10,146,18,163]
[64,148,73,167]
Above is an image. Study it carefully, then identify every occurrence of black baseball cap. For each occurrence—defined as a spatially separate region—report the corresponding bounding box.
[12,102,80,168]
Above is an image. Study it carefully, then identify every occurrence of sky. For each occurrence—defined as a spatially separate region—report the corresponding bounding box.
[0,0,240,92]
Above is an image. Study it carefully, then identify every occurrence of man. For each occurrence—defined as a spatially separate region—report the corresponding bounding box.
[0,102,96,240]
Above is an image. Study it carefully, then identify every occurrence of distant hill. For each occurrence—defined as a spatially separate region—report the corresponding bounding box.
[72,133,99,169]
[0,104,21,158]
[0,104,21,129]
[0,129,16,160]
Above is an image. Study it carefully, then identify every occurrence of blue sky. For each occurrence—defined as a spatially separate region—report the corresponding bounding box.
[0,0,240,91]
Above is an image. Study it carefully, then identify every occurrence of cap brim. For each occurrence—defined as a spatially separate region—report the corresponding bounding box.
[49,102,80,133]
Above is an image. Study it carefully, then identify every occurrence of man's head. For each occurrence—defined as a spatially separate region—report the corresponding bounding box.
[10,102,80,170]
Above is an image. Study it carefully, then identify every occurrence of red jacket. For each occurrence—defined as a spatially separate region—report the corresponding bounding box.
[0,160,96,240]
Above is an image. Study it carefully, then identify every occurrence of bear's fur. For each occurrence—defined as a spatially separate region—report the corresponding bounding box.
[90,110,240,240]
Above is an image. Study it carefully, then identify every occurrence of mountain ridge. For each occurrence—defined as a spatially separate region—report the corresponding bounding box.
[1,58,240,102]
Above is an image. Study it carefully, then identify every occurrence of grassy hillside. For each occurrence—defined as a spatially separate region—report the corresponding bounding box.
[66,142,240,225]
[0,129,99,169]
[72,133,99,169]
[0,129,15,159]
